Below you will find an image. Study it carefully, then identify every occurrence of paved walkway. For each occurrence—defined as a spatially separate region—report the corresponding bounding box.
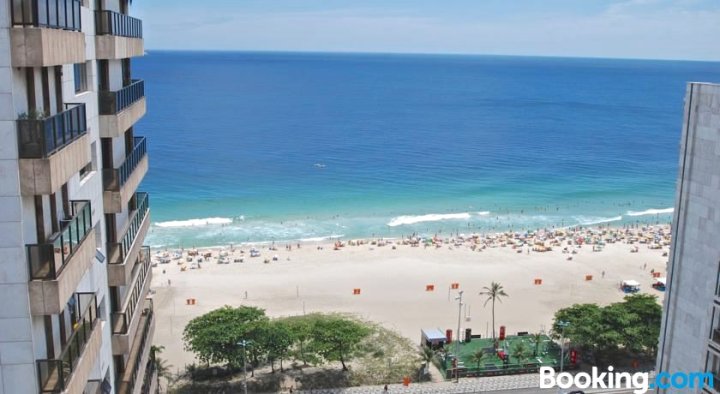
[296,374,541,393]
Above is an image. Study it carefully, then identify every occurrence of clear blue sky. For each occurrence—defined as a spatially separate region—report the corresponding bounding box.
[134,0,720,61]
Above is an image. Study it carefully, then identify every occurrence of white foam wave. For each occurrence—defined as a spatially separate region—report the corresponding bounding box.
[576,215,623,226]
[477,211,490,216]
[299,234,346,242]
[387,213,472,227]
[155,217,233,228]
[626,208,674,217]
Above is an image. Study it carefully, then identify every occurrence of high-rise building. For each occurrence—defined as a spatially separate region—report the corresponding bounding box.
[656,82,720,393]
[0,0,153,393]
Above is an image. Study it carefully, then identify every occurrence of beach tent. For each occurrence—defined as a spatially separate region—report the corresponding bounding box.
[621,280,641,293]
[421,328,447,348]
[653,277,667,291]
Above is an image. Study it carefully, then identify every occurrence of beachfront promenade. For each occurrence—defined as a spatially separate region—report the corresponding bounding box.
[295,373,641,393]
[297,373,541,393]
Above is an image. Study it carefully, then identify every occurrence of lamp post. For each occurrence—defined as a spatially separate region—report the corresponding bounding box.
[557,321,569,393]
[237,340,250,394]
[455,290,464,383]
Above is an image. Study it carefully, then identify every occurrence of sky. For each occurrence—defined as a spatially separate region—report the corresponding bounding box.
[133,0,720,61]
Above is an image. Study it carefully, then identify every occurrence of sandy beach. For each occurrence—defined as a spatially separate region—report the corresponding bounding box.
[149,225,670,369]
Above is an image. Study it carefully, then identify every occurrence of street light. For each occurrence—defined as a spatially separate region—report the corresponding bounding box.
[237,340,251,394]
[557,321,570,394]
[454,290,464,383]
[557,321,570,373]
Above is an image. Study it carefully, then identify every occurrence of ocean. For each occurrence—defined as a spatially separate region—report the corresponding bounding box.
[134,51,720,248]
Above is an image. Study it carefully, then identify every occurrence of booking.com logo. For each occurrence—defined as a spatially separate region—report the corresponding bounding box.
[540,366,714,394]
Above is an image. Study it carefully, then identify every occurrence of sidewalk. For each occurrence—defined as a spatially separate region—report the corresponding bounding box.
[296,374,541,393]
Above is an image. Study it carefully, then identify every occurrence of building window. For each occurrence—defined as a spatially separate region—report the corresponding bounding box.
[74,63,88,93]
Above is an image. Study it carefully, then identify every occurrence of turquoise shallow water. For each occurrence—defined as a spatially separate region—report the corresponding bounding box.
[134,51,720,247]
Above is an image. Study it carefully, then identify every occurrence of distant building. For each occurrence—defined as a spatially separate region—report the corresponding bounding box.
[0,0,153,393]
[656,83,720,393]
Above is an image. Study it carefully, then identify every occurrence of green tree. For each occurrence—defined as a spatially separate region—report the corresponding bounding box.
[469,349,488,371]
[530,333,544,357]
[479,282,509,340]
[311,315,371,371]
[282,314,322,366]
[182,306,268,367]
[513,342,530,365]
[620,294,662,356]
[150,345,173,393]
[551,295,662,368]
[419,346,436,366]
[264,320,295,372]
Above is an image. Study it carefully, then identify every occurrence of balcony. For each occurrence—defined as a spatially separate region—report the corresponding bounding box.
[27,201,96,315]
[98,80,146,138]
[116,300,155,394]
[10,0,86,66]
[112,251,152,355]
[108,194,150,286]
[17,104,90,195]
[140,357,158,394]
[37,293,104,394]
[103,138,148,213]
[95,10,144,59]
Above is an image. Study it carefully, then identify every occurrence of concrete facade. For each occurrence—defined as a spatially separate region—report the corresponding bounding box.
[0,0,152,393]
[10,28,86,67]
[99,97,146,138]
[656,83,720,393]
[95,36,144,60]
[103,156,148,214]
[18,134,91,195]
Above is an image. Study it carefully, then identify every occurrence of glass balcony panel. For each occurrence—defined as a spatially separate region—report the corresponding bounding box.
[37,293,98,393]
[27,201,91,280]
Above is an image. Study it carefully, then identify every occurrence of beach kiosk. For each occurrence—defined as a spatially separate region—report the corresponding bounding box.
[621,280,641,293]
[652,277,667,291]
[421,328,447,349]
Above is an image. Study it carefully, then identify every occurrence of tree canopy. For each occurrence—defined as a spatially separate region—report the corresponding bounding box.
[182,308,372,372]
[551,294,662,366]
[182,305,268,367]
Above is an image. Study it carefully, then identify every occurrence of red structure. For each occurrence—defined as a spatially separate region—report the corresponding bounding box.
[499,325,506,340]
[446,329,453,344]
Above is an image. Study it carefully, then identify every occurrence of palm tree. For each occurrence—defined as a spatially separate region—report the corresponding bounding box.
[479,282,509,341]
[513,342,529,366]
[469,350,488,371]
[530,333,544,357]
[420,346,435,365]
[150,345,173,393]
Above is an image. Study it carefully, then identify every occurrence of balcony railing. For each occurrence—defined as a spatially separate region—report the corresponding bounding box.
[11,0,82,30]
[95,10,142,38]
[37,293,98,393]
[103,137,147,192]
[116,301,154,394]
[17,104,87,159]
[99,79,145,115]
[140,356,156,394]
[108,193,149,266]
[27,201,92,280]
[112,252,151,334]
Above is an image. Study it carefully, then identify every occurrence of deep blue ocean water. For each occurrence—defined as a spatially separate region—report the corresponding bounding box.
[134,51,720,247]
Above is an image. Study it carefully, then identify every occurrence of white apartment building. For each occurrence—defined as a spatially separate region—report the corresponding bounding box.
[0,0,153,393]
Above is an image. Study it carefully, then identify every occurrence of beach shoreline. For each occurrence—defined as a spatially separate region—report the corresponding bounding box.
[150,223,671,369]
[148,221,672,252]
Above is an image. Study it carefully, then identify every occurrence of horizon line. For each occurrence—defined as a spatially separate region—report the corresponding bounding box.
[142,48,720,63]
